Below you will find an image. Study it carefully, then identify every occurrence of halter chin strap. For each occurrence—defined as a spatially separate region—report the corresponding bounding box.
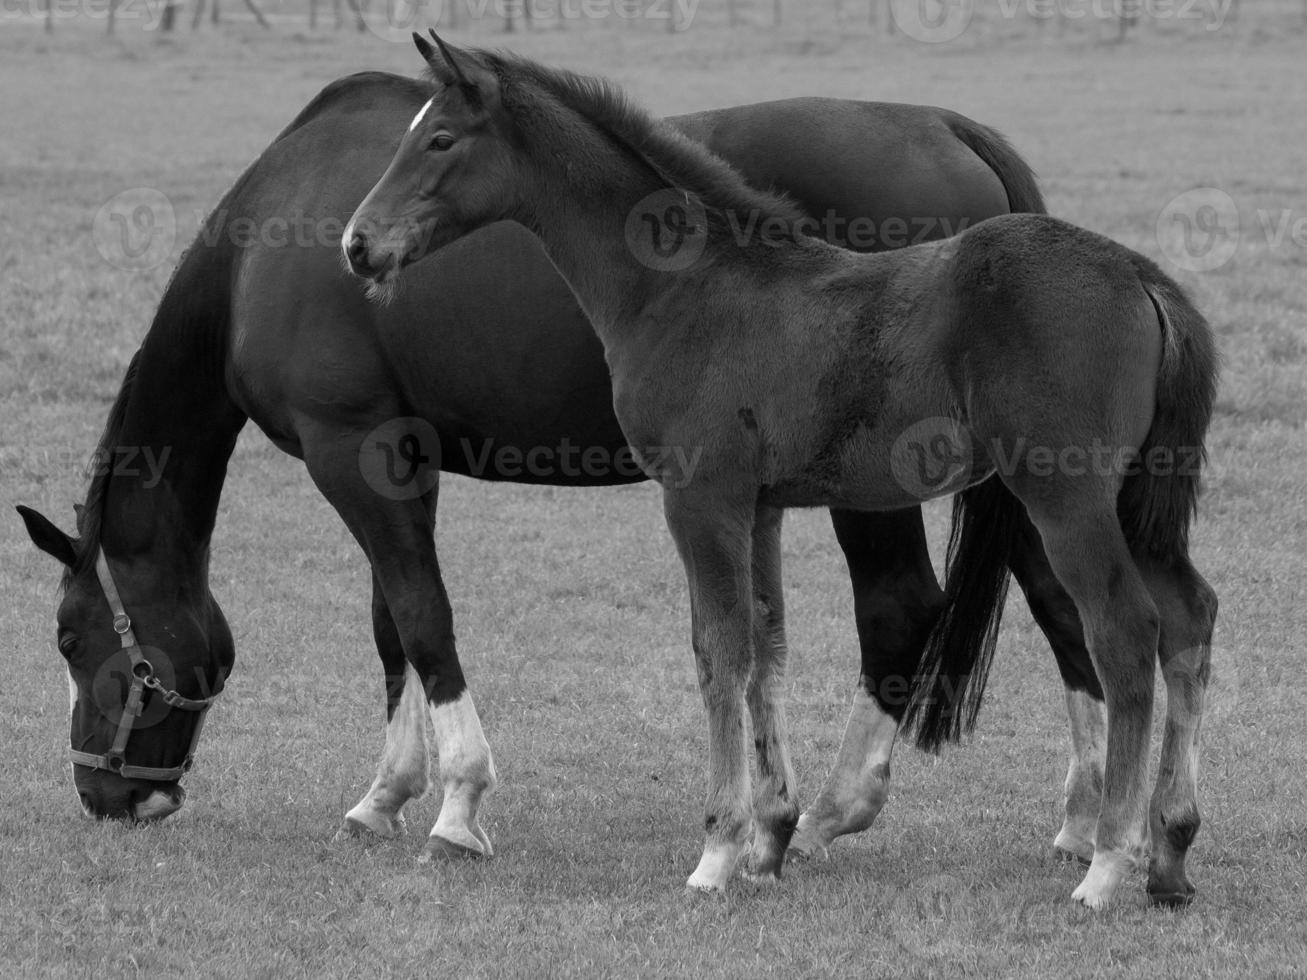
[68,549,220,783]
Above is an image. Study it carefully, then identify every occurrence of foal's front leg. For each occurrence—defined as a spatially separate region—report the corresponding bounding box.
[664,489,758,892]
[743,505,801,880]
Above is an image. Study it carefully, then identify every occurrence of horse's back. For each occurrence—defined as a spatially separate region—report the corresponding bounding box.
[675,98,1015,247]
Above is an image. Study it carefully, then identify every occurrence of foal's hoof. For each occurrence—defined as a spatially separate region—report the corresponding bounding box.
[335,811,406,841]
[741,868,780,887]
[786,823,830,862]
[419,830,492,863]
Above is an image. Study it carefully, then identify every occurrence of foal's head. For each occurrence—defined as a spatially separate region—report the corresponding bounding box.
[343,33,518,289]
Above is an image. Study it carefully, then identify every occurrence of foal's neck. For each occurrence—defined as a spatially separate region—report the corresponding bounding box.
[504,80,792,344]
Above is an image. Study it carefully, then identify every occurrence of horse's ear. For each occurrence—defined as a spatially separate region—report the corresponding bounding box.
[17,505,77,568]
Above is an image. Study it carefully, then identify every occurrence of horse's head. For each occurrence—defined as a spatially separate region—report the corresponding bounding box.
[343,32,516,289]
[18,505,233,823]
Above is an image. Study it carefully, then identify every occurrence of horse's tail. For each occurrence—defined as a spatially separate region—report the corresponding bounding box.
[945,114,1047,216]
[1117,268,1219,560]
[901,478,1024,753]
[897,116,1047,753]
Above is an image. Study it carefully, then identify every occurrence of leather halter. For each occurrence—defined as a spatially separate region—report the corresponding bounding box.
[68,549,220,782]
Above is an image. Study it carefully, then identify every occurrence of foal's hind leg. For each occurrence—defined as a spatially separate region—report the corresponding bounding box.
[1141,557,1217,906]
[1021,502,1159,909]
[663,489,758,893]
[790,508,943,859]
[743,505,801,881]
[1008,518,1106,865]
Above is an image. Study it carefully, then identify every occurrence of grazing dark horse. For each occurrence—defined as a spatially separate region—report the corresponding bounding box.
[20,59,1102,881]
[345,36,1219,909]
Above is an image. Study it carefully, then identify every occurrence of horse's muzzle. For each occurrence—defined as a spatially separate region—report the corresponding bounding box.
[77,776,186,823]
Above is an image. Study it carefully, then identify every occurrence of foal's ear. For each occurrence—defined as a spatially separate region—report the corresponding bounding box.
[17,505,78,568]
[417,30,489,105]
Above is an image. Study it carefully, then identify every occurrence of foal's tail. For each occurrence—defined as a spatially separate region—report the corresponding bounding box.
[1117,267,1219,560]
[897,116,1048,753]
[902,263,1219,753]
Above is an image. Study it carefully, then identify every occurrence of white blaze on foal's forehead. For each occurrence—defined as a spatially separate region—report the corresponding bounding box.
[409,98,435,133]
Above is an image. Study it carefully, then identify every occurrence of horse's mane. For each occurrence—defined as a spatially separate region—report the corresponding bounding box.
[426,52,809,237]
[66,350,141,584]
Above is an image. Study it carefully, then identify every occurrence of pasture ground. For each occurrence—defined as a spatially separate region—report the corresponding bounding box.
[2,11,1305,978]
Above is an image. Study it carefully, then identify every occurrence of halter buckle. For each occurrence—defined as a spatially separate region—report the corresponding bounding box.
[113,614,132,635]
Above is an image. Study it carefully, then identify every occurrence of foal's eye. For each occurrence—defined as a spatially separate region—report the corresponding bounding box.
[429,132,456,152]
[57,632,79,658]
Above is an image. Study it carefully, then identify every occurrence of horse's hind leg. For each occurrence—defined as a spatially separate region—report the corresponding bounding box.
[1008,517,1106,865]
[790,508,942,859]
[1141,556,1217,906]
[743,505,801,880]
[339,572,433,839]
[1020,502,1159,909]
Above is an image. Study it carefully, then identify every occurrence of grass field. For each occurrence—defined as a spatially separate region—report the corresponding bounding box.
[2,8,1306,978]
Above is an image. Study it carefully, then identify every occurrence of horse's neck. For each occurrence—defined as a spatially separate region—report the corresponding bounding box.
[98,317,246,571]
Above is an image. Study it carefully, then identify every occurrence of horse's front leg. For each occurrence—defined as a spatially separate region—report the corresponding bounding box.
[790,507,943,859]
[664,488,757,893]
[338,572,434,839]
[302,422,496,859]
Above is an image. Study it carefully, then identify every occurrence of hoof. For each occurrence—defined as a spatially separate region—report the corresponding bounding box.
[741,868,780,887]
[1070,884,1111,911]
[335,811,406,841]
[419,832,491,863]
[1052,829,1094,866]
[786,823,830,862]
[1054,845,1093,867]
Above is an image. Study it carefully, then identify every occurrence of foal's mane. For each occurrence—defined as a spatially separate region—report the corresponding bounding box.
[427,52,809,236]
